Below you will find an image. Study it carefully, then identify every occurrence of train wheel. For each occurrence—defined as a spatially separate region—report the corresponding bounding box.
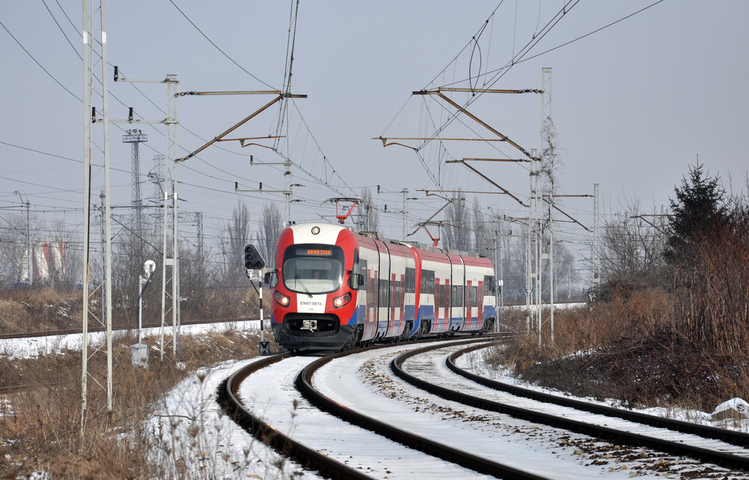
[399,322,411,342]
[341,325,363,351]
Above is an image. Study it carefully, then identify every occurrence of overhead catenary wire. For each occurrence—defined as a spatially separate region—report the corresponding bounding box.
[167,0,277,90]
[0,21,81,102]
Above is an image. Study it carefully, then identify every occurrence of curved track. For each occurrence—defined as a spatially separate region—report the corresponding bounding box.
[447,343,749,448]
[392,342,749,473]
[216,352,374,480]
[218,337,550,480]
[296,338,548,480]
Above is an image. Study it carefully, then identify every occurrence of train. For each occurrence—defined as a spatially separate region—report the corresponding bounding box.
[265,223,497,352]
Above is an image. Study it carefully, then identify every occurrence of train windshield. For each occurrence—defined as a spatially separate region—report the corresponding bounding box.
[282,244,345,294]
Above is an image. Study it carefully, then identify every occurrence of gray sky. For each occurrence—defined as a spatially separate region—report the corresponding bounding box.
[1,1,747,263]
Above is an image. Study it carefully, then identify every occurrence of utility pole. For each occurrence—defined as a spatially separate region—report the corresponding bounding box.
[123,129,147,258]
[593,183,600,292]
[81,0,114,435]
[542,67,554,347]
[236,154,302,227]
[13,191,31,284]
[112,70,181,362]
[377,186,418,239]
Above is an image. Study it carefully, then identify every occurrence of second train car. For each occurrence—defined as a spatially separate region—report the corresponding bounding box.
[266,223,497,352]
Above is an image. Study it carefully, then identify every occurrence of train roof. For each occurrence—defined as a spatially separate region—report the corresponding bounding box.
[289,223,489,260]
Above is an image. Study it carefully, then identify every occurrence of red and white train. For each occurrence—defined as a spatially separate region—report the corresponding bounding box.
[267,223,497,352]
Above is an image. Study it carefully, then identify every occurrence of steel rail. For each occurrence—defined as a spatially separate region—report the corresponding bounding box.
[216,352,376,480]
[447,343,749,449]
[391,343,749,472]
[296,338,550,480]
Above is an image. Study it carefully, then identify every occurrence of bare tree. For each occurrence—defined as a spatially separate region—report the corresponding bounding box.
[216,200,251,283]
[471,198,489,256]
[598,199,668,295]
[503,224,529,303]
[255,202,283,268]
[0,213,30,284]
[443,189,471,251]
[549,238,579,301]
[540,117,563,199]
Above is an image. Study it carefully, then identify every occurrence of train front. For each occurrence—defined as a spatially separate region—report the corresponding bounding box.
[268,223,362,352]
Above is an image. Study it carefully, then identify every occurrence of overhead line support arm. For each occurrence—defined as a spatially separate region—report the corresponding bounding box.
[543,199,590,232]
[449,159,527,207]
[176,92,307,163]
[413,90,534,158]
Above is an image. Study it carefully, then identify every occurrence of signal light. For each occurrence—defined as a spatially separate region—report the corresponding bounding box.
[243,244,266,270]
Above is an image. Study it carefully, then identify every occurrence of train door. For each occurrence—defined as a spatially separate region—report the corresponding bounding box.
[466,280,473,329]
[420,268,435,331]
[477,279,485,330]
[443,278,450,331]
[434,278,441,331]
[399,270,406,334]
[404,266,416,330]
[376,241,390,337]
[449,256,465,331]
[360,258,375,341]
[389,271,397,336]
[433,260,451,333]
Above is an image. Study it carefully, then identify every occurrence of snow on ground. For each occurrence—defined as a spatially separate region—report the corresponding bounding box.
[6,323,749,479]
[148,358,320,480]
[238,353,497,479]
[315,342,738,479]
[456,346,749,433]
[0,321,260,359]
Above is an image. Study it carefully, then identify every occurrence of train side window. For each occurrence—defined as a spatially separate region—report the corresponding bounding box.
[420,270,435,294]
[452,285,464,307]
[484,275,495,293]
[440,284,446,308]
[405,267,416,294]
[472,286,478,307]
[378,279,389,307]
[348,249,364,290]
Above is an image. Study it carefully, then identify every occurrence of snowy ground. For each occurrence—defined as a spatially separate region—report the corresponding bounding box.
[5,324,749,479]
[455,347,749,434]
[147,358,321,480]
[0,320,261,359]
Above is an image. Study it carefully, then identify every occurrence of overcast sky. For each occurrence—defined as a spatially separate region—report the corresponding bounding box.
[1,1,747,262]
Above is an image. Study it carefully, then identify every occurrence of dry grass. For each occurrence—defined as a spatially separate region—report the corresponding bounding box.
[491,288,749,411]
[0,327,278,478]
[0,287,82,335]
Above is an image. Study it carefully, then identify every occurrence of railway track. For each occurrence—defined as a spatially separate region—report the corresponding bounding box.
[393,341,749,473]
[218,337,548,480]
[447,343,749,449]
[219,337,749,479]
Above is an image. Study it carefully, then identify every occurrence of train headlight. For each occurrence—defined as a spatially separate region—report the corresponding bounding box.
[333,292,351,309]
[274,291,291,307]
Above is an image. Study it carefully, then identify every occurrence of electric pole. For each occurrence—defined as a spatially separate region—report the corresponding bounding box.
[123,129,147,258]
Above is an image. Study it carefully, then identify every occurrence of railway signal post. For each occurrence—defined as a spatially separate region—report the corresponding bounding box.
[244,244,269,355]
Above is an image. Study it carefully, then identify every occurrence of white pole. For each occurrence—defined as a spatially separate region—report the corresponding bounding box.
[259,279,264,344]
[138,275,144,343]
